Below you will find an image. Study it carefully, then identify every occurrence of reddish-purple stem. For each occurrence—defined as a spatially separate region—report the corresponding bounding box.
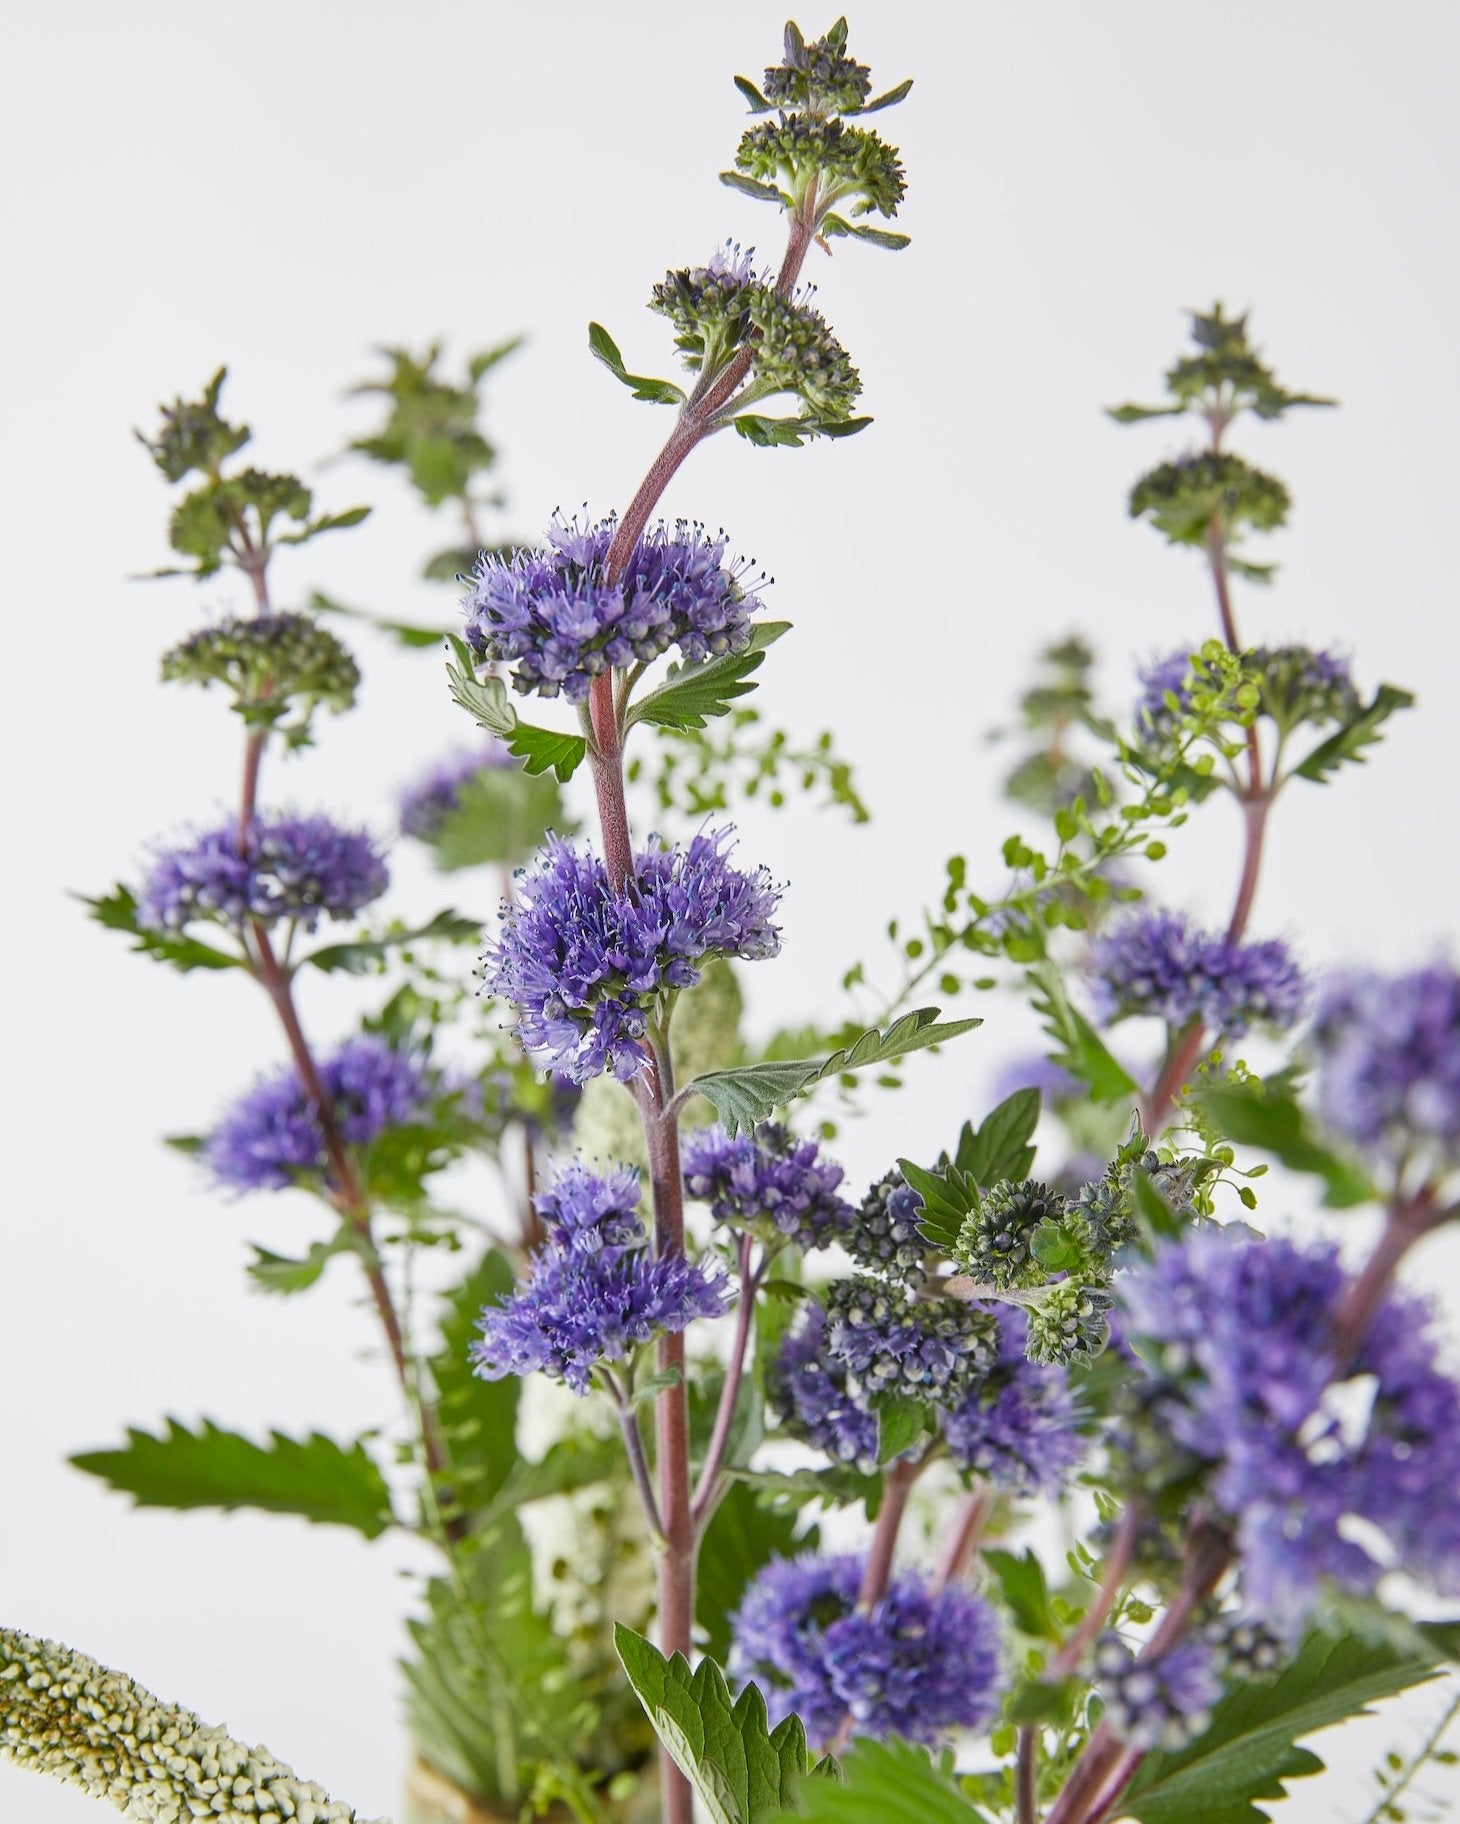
[931,1486,992,1593]
[692,1233,758,1530]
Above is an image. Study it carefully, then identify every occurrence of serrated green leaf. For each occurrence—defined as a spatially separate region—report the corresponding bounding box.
[899,1156,977,1253]
[763,1735,981,1824]
[587,321,685,405]
[1292,683,1415,784]
[982,1547,1061,1642]
[958,1088,1042,1184]
[732,413,811,448]
[301,907,480,975]
[1195,1081,1378,1209]
[430,767,562,871]
[615,1627,809,1824]
[1027,961,1139,1105]
[1125,1624,1445,1824]
[445,634,588,782]
[628,623,789,732]
[697,1480,818,1664]
[687,1009,982,1136]
[81,886,246,973]
[70,1419,395,1537]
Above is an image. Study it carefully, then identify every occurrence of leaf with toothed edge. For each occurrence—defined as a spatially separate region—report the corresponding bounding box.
[1291,682,1415,784]
[445,634,588,782]
[1027,960,1139,1104]
[687,1009,981,1136]
[628,623,790,732]
[721,172,786,205]
[614,1626,810,1824]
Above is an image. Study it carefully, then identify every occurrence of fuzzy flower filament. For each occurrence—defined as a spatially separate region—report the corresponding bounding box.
[484,829,781,1083]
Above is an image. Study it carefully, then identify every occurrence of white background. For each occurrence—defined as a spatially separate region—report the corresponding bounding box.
[3,1,1459,1818]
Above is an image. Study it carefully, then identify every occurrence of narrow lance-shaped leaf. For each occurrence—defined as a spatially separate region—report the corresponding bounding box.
[686,1008,982,1136]
[1027,960,1139,1104]
[587,321,686,405]
[614,1626,810,1824]
[70,1418,396,1538]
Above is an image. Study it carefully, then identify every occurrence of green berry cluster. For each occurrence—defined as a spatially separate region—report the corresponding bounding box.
[161,611,360,745]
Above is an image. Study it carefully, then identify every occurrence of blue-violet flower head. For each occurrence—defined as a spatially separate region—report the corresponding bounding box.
[682,1122,854,1250]
[141,813,387,934]
[768,1303,879,1471]
[1092,908,1306,1038]
[941,1303,1086,1494]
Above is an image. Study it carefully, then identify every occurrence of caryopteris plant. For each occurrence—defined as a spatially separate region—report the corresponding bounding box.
[7,17,1460,1824]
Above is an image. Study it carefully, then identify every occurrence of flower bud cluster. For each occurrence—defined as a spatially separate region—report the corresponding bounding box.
[463,512,763,704]
[483,828,781,1084]
[472,1161,730,1394]
[734,115,906,221]
[728,1552,1002,1751]
[823,1275,998,1402]
[0,1626,382,1823]
[1128,452,1290,548]
[161,612,360,743]
[140,812,388,934]
[760,19,873,115]
[843,1168,926,1277]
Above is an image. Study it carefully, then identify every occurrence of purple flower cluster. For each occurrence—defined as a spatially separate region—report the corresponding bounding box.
[1092,908,1306,1038]
[682,1123,854,1250]
[1093,1634,1222,1751]
[462,513,764,704]
[484,829,781,1083]
[398,745,514,840]
[729,1553,1002,1750]
[1134,649,1197,743]
[206,1035,431,1192]
[472,1160,730,1394]
[768,1303,879,1470]
[942,1304,1086,1494]
[1311,965,1460,1168]
[141,813,387,934]
[1118,1227,1460,1621]
[823,1276,997,1402]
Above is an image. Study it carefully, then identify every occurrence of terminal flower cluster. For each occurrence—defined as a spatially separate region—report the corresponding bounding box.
[484,828,781,1083]
[161,611,360,736]
[1311,963,1460,1171]
[729,1552,1002,1750]
[472,1161,730,1394]
[1117,1227,1460,1621]
[462,512,764,703]
[1092,907,1306,1037]
[682,1121,855,1250]
[206,1035,433,1192]
[141,812,388,934]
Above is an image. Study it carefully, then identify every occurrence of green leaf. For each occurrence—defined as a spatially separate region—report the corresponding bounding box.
[629,623,790,732]
[428,1250,522,1518]
[732,413,814,448]
[820,216,911,251]
[876,1395,927,1465]
[301,907,480,975]
[615,1626,809,1824]
[70,1419,395,1538]
[587,321,686,405]
[733,75,774,112]
[444,634,588,781]
[309,588,444,648]
[81,886,245,973]
[982,1547,1060,1642]
[430,767,563,871]
[687,1008,982,1136]
[900,1157,979,1255]
[1292,683,1415,784]
[1195,1081,1377,1209]
[763,1735,982,1824]
[274,504,372,545]
[698,1480,818,1664]
[1106,402,1186,424]
[1027,961,1139,1104]
[405,1518,600,1808]
[1125,1623,1445,1824]
[957,1088,1042,1185]
[721,170,785,203]
[246,1230,362,1294]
